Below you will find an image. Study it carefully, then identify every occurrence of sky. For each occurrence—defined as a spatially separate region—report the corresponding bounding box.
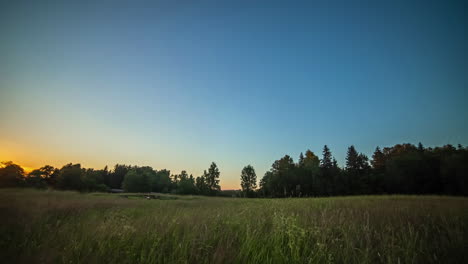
[1,0,467,189]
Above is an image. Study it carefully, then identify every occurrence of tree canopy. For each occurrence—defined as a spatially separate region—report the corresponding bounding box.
[240,165,257,197]
[1,142,467,197]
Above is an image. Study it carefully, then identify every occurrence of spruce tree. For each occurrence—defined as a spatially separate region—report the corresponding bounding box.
[321,145,333,169]
[371,146,386,171]
[346,145,359,170]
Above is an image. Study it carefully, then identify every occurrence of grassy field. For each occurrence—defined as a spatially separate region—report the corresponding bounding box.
[0,189,467,264]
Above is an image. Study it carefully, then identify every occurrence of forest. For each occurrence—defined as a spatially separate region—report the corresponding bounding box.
[1,143,467,197]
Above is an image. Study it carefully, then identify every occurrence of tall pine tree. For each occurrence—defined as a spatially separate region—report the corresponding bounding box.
[320,145,333,169]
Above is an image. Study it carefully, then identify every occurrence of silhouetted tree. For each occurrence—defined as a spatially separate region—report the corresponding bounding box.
[151,169,171,193]
[259,171,273,197]
[26,165,55,188]
[345,146,371,194]
[298,152,305,167]
[371,147,386,171]
[240,165,257,197]
[345,146,359,171]
[3,141,467,197]
[296,151,319,196]
[56,164,82,190]
[101,165,110,187]
[369,147,385,193]
[122,166,153,192]
[418,142,425,152]
[321,145,333,169]
[81,168,108,192]
[205,162,221,195]
[176,171,197,194]
[109,164,130,189]
[319,145,335,195]
[196,174,210,195]
[0,161,25,187]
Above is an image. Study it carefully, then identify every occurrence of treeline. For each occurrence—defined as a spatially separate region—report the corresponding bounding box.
[1,143,467,197]
[257,143,468,197]
[0,161,221,196]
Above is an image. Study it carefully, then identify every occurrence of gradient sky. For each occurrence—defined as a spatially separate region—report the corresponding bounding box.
[1,0,467,189]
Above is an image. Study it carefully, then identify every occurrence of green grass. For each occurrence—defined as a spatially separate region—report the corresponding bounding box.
[0,189,467,263]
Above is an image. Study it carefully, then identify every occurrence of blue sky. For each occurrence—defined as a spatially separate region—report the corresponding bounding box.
[1,0,467,189]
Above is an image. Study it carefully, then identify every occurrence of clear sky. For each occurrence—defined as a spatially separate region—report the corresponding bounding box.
[1,0,467,189]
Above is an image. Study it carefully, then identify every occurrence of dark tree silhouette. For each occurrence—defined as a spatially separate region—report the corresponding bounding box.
[205,162,221,195]
[0,161,24,187]
[109,164,130,189]
[321,145,333,169]
[240,165,257,197]
[196,174,209,195]
[2,142,467,197]
[122,167,153,192]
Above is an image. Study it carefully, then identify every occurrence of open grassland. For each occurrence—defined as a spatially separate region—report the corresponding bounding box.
[0,189,467,264]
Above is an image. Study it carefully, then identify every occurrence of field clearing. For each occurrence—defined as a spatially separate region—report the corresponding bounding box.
[0,189,467,264]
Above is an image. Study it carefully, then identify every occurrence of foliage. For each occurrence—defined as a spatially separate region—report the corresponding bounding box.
[2,142,467,197]
[151,169,171,193]
[174,171,197,195]
[259,144,468,197]
[56,164,83,190]
[0,161,25,188]
[27,165,57,188]
[81,169,109,192]
[122,167,153,192]
[195,175,210,195]
[109,164,130,189]
[205,162,221,195]
[240,165,257,197]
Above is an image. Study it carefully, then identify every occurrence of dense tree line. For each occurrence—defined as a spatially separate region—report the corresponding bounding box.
[1,143,467,197]
[258,144,468,197]
[0,161,221,196]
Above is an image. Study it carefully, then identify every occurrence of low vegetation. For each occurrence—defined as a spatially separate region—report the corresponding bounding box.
[1,189,467,263]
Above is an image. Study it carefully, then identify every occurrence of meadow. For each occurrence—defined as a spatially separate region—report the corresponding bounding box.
[0,189,467,264]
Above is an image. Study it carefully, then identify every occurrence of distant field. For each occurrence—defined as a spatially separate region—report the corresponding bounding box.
[0,189,467,264]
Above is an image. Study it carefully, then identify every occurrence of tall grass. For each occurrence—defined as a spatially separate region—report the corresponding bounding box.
[0,189,467,263]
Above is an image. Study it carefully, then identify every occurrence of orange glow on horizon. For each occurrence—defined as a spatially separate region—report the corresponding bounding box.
[20,166,35,173]
[1,159,239,190]
[1,139,240,190]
